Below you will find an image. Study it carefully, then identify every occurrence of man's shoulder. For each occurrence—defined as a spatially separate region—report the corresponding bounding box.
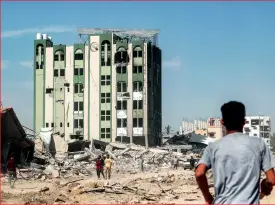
[209,133,266,151]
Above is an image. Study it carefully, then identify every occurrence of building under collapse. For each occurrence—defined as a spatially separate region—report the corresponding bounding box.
[34,28,162,147]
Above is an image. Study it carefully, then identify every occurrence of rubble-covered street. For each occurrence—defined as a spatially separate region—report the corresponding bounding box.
[2,169,205,204]
[2,168,275,204]
[1,107,275,204]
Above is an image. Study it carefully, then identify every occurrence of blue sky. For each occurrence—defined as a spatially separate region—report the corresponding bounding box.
[2,2,275,131]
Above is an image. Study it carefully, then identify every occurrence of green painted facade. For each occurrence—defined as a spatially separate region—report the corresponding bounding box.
[34,39,53,134]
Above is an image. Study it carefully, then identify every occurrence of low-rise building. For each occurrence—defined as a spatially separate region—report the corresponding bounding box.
[195,129,208,136]
[207,117,226,140]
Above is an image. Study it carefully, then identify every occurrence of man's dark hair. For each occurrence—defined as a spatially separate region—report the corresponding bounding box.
[221,101,246,131]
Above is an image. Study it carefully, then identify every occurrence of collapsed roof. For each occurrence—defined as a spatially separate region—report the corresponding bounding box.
[163,132,214,147]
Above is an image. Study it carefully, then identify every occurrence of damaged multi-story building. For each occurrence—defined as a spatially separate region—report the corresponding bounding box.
[33,28,162,147]
[243,116,271,149]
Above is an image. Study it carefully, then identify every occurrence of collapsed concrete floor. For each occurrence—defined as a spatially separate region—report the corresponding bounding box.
[2,168,275,204]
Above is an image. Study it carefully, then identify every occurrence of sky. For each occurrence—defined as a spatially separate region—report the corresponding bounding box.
[2,2,275,132]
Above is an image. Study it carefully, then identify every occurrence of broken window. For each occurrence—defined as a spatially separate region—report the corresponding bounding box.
[101,110,111,121]
[101,93,111,103]
[74,119,78,128]
[74,83,84,93]
[133,100,143,110]
[133,66,143,74]
[74,119,84,129]
[133,118,143,128]
[60,69,65,77]
[117,81,127,93]
[133,46,142,58]
[74,101,84,112]
[251,119,259,125]
[115,47,128,63]
[133,81,143,91]
[74,102,78,111]
[79,68,83,75]
[54,50,65,61]
[116,66,127,74]
[54,54,59,61]
[101,75,111,86]
[46,88,53,94]
[117,119,127,128]
[54,69,58,77]
[101,40,111,66]
[101,128,111,139]
[117,100,127,110]
[74,49,84,60]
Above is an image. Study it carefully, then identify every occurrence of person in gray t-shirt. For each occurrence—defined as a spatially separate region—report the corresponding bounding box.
[195,101,275,204]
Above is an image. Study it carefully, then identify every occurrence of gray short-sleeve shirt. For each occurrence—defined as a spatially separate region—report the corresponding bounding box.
[197,132,275,204]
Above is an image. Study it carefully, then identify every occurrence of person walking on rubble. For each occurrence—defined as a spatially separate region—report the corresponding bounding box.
[171,156,179,170]
[174,157,179,169]
[104,155,112,179]
[96,155,105,179]
[195,101,275,204]
[7,153,17,188]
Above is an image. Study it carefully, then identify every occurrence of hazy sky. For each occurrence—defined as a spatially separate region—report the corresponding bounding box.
[2,2,275,132]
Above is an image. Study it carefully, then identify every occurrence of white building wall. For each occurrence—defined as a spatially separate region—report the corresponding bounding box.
[84,45,89,140]
[207,117,225,140]
[127,43,133,142]
[243,116,271,148]
[111,39,117,142]
[45,47,53,128]
[89,36,100,140]
[143,43,148,147]
[64,46,74,141]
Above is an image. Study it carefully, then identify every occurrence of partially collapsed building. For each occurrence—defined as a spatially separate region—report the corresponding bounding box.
[34,28,162,147]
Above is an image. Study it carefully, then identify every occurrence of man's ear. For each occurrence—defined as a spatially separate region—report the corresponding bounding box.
[220,119,224,126]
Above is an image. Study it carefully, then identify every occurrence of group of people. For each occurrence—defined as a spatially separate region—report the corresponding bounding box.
[95,154,112,180]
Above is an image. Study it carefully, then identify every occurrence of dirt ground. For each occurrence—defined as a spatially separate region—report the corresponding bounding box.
[1,168,275,204]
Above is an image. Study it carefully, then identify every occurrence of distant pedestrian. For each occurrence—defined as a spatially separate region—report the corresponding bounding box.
[104,155,112,179]
[96,155,105,179]
[174,157,179,169]
[190,156,195,168]
[139,158,144,172]
[7,153,17,188]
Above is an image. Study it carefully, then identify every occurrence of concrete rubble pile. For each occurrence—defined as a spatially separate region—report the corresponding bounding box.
[106,142,200,174]
[20,138,200,181]
[12,170,203,204]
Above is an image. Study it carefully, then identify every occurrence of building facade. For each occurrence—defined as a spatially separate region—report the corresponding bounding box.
[180,119,208,135]
[34,28,162,147]
[207,117,226,140]
[243,116,271,148]
[195,129,208,136]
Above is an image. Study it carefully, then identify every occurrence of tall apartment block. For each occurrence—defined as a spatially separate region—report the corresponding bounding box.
[34,28,162,147]
[243,116,271,148]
